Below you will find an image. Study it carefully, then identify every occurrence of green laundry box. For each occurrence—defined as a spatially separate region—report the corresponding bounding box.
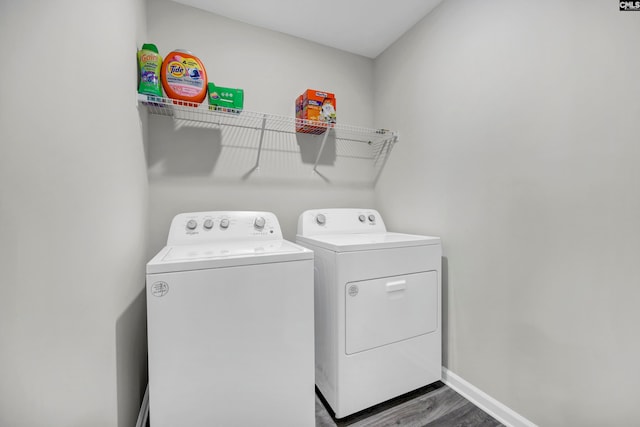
[208,83,244,112]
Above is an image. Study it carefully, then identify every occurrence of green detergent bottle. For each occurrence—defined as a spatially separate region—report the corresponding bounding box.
[138,43,163,97]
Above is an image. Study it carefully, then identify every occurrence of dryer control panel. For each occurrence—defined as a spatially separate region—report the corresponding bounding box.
[167,211,283,245]
[297,208,387,236]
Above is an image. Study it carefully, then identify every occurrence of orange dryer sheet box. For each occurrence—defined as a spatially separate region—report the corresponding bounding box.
[296,89,336,134]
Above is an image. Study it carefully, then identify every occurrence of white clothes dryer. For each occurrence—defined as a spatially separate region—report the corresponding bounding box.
[296,208,442,418]
[146,211,315,427]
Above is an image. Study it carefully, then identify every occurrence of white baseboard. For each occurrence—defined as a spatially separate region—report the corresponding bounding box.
[441,367,537,427]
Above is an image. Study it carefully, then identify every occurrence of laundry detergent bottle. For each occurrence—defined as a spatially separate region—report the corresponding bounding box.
[137,43,163,97]
[161,50,208,105]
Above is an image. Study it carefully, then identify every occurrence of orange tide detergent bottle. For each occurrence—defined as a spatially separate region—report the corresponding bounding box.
[161,50,208,106]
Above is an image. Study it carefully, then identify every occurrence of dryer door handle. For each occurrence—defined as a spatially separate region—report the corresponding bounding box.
[386,280,407,292]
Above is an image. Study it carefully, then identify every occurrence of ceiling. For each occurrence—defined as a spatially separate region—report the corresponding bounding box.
[172,0,443,58]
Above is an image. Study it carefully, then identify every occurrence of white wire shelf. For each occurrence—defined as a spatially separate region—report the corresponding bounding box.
[138,94,398,183]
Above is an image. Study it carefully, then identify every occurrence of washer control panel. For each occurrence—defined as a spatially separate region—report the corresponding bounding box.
[297,208,387,236]
[167,211,282,245]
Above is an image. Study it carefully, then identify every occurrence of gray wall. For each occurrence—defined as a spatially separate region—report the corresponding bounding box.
[0,1,149,426]
[374,1,640,425]
[3,1,639,426]
[145,0,377,255]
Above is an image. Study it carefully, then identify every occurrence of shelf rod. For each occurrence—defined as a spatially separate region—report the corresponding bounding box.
[172,118,378,142]
[174,119,263,132]
[312,129,332,174]
[170,115,389,144]
[373,135,397,186]
[374,133,399,164]
[253,114,268,170]
[373,137,391,164]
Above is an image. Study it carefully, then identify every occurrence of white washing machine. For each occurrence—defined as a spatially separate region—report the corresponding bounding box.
[296,208,442,418]
[146,211,315,427]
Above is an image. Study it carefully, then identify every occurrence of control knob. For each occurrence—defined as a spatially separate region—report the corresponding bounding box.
[203,219,214,230]
[368,214,376,222]
[220,218,230,229]
[186,219,198,230]
[254,216,266,230]
[316,214,326,225]
[358,214,366,222]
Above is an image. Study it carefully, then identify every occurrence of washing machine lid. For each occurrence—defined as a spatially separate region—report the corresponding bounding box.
[147,239,313,274]
[296,232,440,253]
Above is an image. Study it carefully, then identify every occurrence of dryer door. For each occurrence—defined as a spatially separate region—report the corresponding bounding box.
[345,271,438,355]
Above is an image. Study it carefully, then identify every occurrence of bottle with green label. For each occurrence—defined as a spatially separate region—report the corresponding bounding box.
[138,43,163,97]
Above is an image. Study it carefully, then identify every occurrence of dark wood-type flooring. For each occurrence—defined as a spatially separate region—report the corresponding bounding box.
[315,382,504,427]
